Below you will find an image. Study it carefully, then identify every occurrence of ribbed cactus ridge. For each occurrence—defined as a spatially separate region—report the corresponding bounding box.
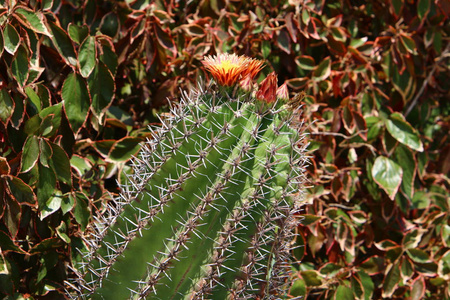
[68,80,308,299]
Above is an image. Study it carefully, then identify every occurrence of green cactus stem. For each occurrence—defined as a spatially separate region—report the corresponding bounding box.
[68,54,308,300]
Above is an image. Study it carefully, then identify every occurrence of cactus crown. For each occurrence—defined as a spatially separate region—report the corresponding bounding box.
[68,54,308,300]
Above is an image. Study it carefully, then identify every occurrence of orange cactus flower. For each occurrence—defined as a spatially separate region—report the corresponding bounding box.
[202,53,264,86]
[256,72,278,103]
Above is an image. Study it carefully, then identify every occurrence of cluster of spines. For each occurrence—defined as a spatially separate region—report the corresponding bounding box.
[67,84,308,299]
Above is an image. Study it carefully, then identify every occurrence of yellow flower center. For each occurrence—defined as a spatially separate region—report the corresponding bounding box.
[218,60,240,73]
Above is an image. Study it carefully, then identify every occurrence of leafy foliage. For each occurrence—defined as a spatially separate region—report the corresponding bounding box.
[0,0,448,299]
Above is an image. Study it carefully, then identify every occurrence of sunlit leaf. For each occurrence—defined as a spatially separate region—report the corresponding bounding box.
[61,194,75,215]
[382,261,401,298]
[372,156,403,200]
[313,57,331,81]
[394,145,416,199]
[88,62,115,119]
[406,248,430,263]
[334,285,354,300]
[0,89,14,125]
[289,278,306,297]
[5,175,37,206]
[37,163,56,208]
[29,238,64,254]
[62,73,91,134]
[78,36,97,78]
[39,192,62,220]
[296,55,315,71]
[11,45,29,87]
[108,137,141,162]
[357,270,374,300]
[300,270,323,286]
[48,21,77,66]
[49,142,72,185]
[68,23,89,44]
[385,113,423,152]
[3,23,20,55]
[21,136,40,172]
[411,276,425,300]
[400,34,416,54]
[15,7,52,36]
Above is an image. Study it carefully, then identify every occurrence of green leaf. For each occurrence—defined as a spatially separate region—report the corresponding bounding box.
[0,89,14,124]
[48,21,77,66]
[25,86,42,112]
[300,270,323,286]
[11,45,29,87]
[78,36,97,78]
[334,285,354,300]
[41,0,54,10]
[39,102,63,137]
[29,238,64,254]
[56,221,71,243]
[286,77,309,90]
[313,57,331,81]
[99,12,119,37]
[108,137,141,162]
[21,136,40,172]
[39,138,53,167]
[61,194,75,215]
[3,23,20,55]
[37,163,56,208]
[88,62,115,118]
[296,55,315,71]
[357,270,374,300]
[411,276,425,300]
[261,40,271,59]
[99,41,118,75]
[385,113,423,152]
[391,0,403,16]
[73,192,90,230]
[372,156,403,200]
[15,7,52,36]
[394,145,416,199]
[382,261,401,298]
[277,29,291,54]
[11,94,25,129]
[49,142,72,185]
[0,230,26,253]
[406,248,430,263]
[437,250,450,278]
[400,34,416,54]
[417,0,430,20]
[401,257,414,282]
[389,57,416,101]
[289,278,306,297]
[402,228,423,249]
[39,192,62,220]
[62,73,91,133]
[0,27,4,57]
[68,23,89,44]
[70,155,91,176]
[5,176,37,206]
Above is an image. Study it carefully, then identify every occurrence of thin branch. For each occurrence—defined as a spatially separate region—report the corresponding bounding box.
[405,42,450,117]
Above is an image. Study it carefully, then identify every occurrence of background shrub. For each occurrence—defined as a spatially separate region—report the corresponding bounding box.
[0,0,448,299]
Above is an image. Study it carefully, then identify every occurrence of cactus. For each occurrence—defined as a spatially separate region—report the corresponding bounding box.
[68,54,308,299]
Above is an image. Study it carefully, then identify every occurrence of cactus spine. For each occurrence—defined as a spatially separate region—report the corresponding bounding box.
[68,54,308,299]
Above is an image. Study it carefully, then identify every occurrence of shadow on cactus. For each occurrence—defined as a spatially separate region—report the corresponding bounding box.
[67,54,309,299]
